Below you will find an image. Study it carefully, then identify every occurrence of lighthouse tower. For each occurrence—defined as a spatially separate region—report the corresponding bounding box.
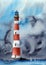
[12,11,20,59]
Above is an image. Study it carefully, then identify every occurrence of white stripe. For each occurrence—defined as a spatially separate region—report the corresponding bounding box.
[14,21,19,24]
[14,30,19,34]
[11,55,15,58]
[13,41,20,47]
[11,55,20,59]
[13,44,20,47]
[16,56,20,58]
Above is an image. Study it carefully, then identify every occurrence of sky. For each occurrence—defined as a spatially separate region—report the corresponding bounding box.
[0,0,46,24]
[0,1,46,64]
[0,0,46,39]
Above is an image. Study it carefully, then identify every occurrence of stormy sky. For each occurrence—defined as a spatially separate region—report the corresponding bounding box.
[0,0,46,39]
[0,0,46,24]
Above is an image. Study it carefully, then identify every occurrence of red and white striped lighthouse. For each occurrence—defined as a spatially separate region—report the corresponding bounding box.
[12,11,20,59]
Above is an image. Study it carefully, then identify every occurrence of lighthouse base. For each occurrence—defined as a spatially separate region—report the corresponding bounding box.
[11,55,20,59]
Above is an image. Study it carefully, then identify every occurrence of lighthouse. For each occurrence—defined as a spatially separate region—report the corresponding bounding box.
[12,11,20,59]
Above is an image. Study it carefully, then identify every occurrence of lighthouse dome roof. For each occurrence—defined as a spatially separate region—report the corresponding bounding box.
[15,11,19,16]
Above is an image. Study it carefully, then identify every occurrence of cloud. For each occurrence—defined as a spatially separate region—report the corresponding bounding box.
[26,0,46,14]
[0,0,13,17]
[0,0,46,23]
[0,0,27,24]
[28,0,46,4]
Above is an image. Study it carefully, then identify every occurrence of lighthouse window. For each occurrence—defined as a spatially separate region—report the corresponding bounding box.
[15,43,16,46]
[15,32,16,34]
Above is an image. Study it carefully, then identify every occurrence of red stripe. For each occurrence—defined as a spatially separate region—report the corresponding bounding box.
[13,34,20,40]
[12,47,20,55]
[14,24,19,30]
